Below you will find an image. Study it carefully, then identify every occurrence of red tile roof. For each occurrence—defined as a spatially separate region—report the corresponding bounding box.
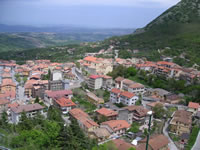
[1,79,16,87]
[55,97,76,107]
[101,120,130,131]
[0,99,10,105]
[45,90,73,99]
[96,108,118,117]
[120,91,135,99]
[11,103,44,113]
[8,102,19,108]
[112,139,135,150]
[188,102,200,109]
[89,75,101,79]
[111,88,121,94]
[129,83,144,89]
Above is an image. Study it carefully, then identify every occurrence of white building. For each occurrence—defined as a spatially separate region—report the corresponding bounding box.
[88,75,103,90]
[10,103,44,124]
[128,83,146,96]
[110,88,139,106]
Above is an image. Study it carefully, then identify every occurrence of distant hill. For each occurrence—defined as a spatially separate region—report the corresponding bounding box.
[0,25,135,52]
[105,0,200,67]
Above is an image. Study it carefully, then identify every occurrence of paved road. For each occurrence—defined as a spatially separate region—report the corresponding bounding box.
[192,131,200,150]
[163,119,178,150]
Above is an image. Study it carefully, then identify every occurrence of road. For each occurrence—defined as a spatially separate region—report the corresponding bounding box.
[192,131,200,150]
[163,119,178,150]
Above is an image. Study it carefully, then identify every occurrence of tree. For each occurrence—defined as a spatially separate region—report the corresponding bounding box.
[47,106,63,124]
[0,110,8,128]
[18,111,33,131]
[126,67,137,77]
[34,96,40,104]
[152,104,166,119]
[128,122,140,133]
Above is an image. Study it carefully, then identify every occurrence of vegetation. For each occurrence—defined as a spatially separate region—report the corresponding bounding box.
[128,122,140,133]
[152,104,166,119]
[0,106,97,150]
[186,125,200,150]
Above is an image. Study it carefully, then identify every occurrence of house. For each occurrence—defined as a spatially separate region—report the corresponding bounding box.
[11,103,44,124]
[87,92,104,105]
[187,102,200,114]
[112,139,136,150]
[118,105,149,124]
[146,102,164,110]
[44,90,73,106]
[128,83,146,96]
[115,77,125,89]
[48,80,65,91]
[96,108,118,121]
[169,110,192,135]
[146,88,170,100]
[101,75,113,90]
[110,88,139,106]
[122,79,135,91]
[101,120,130,136]
[91,127,111,142]
[110,88,121,104]
[0,79,16,94]
[119,91,138,106]
[69,108,99,134]
[164,93,182,104]
[88,75,103,90]
[138,134,169,150]
[53,97,76,114]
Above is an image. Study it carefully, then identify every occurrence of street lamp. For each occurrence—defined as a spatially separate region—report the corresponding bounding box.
[146,111,153,150]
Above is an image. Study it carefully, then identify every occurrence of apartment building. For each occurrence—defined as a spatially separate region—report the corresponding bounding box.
[96,108,118,121]
[11,103,44,124]
[128,83,146,96]
[88,75,103,90]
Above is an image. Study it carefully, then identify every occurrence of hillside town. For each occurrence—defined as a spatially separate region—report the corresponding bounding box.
[0,56,200,150]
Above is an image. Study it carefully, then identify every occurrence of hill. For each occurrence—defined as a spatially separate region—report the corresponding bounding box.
[0,26,134,52]
[1,0,200,68]
[108,0,200,67]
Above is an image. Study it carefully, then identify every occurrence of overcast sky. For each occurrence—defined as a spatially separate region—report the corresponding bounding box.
[0,0,180,28]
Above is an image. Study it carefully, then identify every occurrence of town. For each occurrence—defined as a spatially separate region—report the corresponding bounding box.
[0,55,199,150]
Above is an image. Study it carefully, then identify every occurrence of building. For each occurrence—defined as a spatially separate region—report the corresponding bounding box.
[119,91,138,106]
[88,75,103,90]
[53,97,76,114]
[101,120,130,136]
[91,127,111,142]
[11,103,44,124]
[110,88,139,106]
[164,93,182,104]
[187,102,200,114]
[115,77,125,89]
[51,70,63,81]
[128,83,146,96]
[101,75,113,90]
[138,134,169,150]
[122,79,135,91]
[169,110,192,135]
[48,80,65,91]
[69,108,99,134]
[112,139,136,150]
[146,88,170,100]
[44,90,73,106]
[0,79,16,94]
[87,92,104,105]
[118,105,149,124]
[96,108,118,121]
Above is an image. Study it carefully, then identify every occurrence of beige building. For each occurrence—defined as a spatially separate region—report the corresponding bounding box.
[169,110,192,135]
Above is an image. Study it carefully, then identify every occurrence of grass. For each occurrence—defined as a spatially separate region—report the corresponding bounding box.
[169,133,180,142]
[185,126,200,150]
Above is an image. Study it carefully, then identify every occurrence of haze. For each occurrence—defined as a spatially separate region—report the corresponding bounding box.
[0,0,180,28]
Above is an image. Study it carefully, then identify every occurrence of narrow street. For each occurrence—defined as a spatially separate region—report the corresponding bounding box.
[163,119,178,150]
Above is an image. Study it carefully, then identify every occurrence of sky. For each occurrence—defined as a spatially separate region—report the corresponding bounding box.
[0,0,180,28]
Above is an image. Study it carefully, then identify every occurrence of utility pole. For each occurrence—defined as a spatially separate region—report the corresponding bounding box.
[146,111,153,150]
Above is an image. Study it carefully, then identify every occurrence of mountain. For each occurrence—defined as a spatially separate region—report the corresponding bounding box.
[107,0,200,67]
[0,25,135,52]
[1,0,200,67]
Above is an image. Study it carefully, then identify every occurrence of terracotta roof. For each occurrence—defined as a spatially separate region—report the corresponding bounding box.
[120,91,135,99]
[115,77,125,82]
[99,75,112,79]
[188,102,200,109]
[55,97,76,107]
[93,127,110,138]
[172,110,192,125]
[1,79,16,87]
[89,75,101,79]
[112,139,135,150]
[0,99,10,105]
[157,61,175,66]
[11,103,44,114]
[45,90,73,99]
[111,88,121,94]
[101,120,130,132]
[8,102,19,108]
[69,108,98,129]
[140,134,169,150]
[96,108,118,117]
[146,102,164,108]
[123,105,149,117]
[122,79,135,85]
[129,83,145,89]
